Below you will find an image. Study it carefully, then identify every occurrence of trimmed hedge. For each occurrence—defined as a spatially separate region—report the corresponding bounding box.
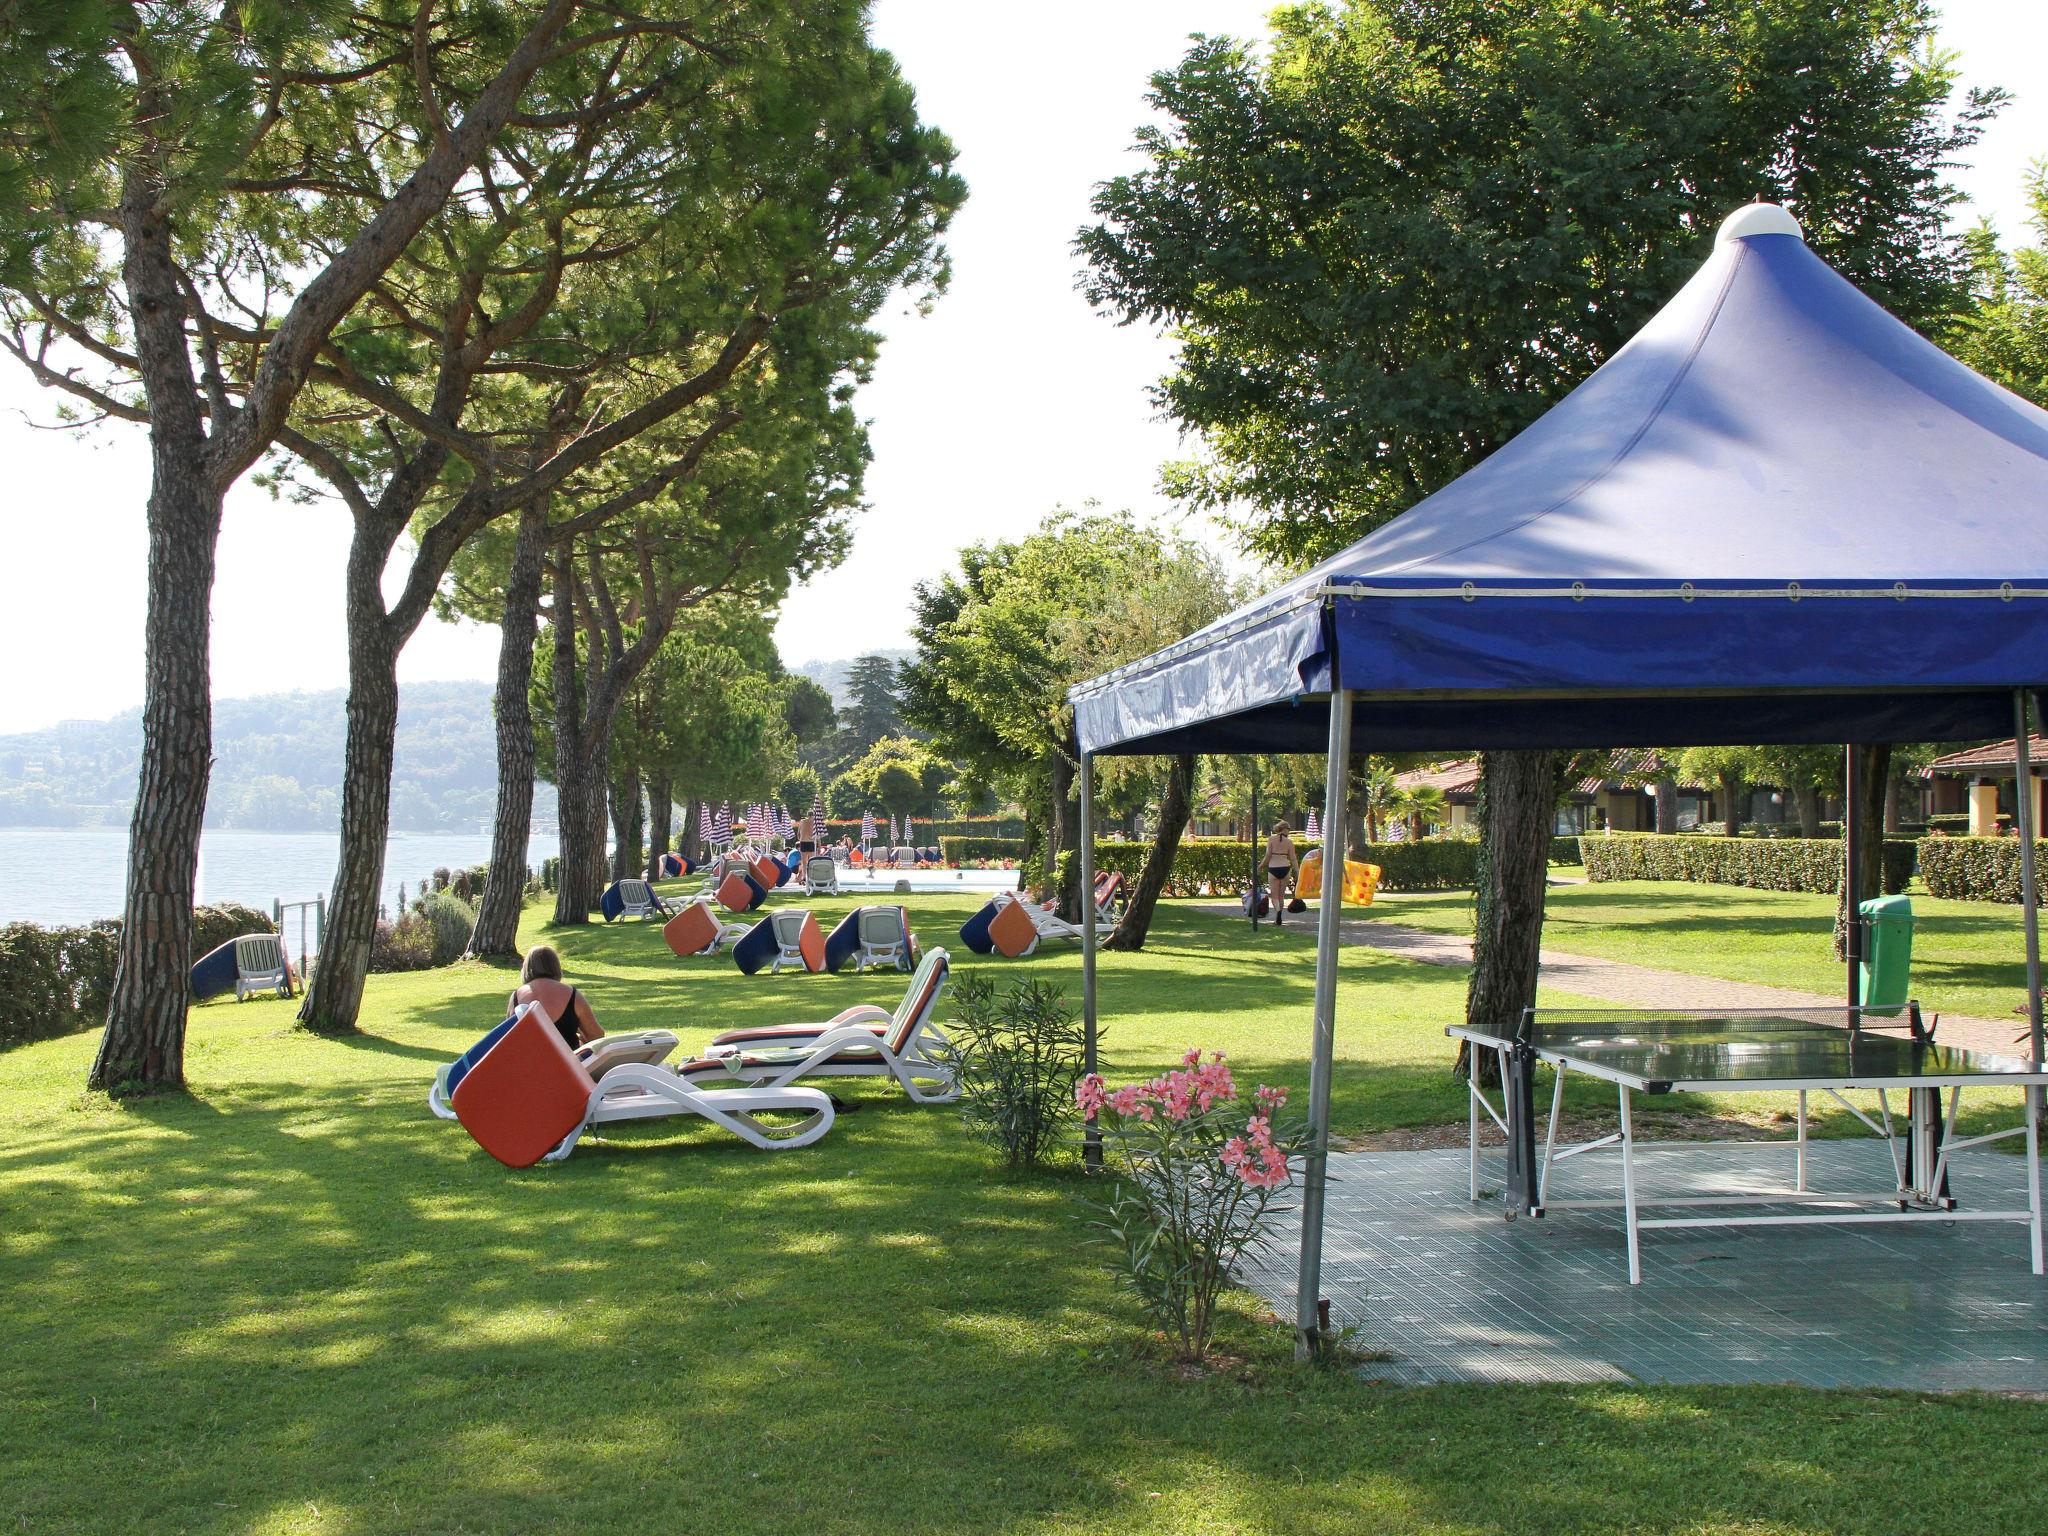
[940,836,1026,864]
[1549,836,1581,865]
[1578,833,1914,895]
[1054,838,1478,897]
[1916,837,2048,903]
[0,902,275,1050]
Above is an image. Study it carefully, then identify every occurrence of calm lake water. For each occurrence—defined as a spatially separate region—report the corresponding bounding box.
[0,826,558,932]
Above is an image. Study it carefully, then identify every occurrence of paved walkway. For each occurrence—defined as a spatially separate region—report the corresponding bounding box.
[1205,901,2033,1057]
[1239,1142,2048,1388]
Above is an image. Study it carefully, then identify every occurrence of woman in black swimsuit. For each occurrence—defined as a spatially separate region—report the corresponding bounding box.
[1264,822,1298,927]
[510,944,604,1052]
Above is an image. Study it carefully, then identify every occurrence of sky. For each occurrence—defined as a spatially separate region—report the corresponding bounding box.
[2,0,2044,736]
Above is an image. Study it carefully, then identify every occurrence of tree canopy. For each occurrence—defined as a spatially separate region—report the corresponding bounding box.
[1080,0,2000,563]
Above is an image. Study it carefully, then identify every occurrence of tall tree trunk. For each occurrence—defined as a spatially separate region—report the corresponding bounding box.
[1653,776,1678,833]
[645,772,673,879]
[1719,771,1745,837]
[91,167,220,1094]
[678,795,702,865]
[297,584,400,1033]
[1461,750,1557,1084]
[1835,744,1893,958]
[1107,754,1194,951]
[551,547,594,924]
[1794,781,1823,838]
[91,457,219,1089]
[609,768,643,882]
[1883,774,1903,835]
[471,506,546,958]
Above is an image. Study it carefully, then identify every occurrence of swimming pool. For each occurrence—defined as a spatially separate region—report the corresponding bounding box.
[827,866,1022,894]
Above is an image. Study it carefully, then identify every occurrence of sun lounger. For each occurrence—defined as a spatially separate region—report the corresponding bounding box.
[803,854,839,895]
[732,909,826,975]
[682,949,956,1103]
[602,877,673,922]
[664,897,749,957]
[823,904,917,972]
[434,1003,833,1165]
[232,934,293,1000]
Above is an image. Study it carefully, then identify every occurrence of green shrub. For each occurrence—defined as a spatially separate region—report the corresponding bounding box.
[1925,813,1973,835]
[942,973,1089,1169]
[1916,836,2048,903]
[540,856,559,891]
[370,913,437,972]
[1580,832,1913,895]
[0,903,276,1050]
[417,891,477,966]
[940,836,1025,864]
[1549,836,1581,865]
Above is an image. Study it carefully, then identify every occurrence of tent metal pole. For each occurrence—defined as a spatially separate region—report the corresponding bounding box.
[2013,694,2043,1073]
[1249,784,1260,930]
[1079,749,1101,1170]
[1295,689,1352,1361]
[1843,744,1861,1010]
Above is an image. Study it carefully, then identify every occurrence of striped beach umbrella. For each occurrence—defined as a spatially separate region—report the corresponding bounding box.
[711,803,731,847]
[1304,809,1321,839]
[860,809,876,846]
[811,793,826,834]
[748,803,769,844]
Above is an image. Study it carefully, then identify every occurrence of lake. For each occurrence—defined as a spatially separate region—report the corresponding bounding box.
[0,825,560,933]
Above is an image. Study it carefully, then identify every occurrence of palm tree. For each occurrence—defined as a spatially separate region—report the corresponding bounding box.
[1396,782,1449,841]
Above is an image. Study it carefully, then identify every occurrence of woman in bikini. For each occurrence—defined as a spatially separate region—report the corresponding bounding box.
[509,944,605,1053]
[1264,822,1298,927]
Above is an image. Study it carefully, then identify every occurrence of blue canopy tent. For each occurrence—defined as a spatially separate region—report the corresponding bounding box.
[1067,205,2048,1354]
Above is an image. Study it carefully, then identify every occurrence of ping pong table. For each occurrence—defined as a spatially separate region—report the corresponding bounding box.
[1448,1004,2046,1283]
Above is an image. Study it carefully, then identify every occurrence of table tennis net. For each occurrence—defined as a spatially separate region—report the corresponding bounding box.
[1512,1005,1918,1049]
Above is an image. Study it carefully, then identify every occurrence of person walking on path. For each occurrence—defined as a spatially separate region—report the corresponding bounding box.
[1264,823,1298,927]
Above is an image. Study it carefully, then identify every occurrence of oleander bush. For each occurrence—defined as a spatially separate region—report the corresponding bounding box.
[1916,836,2048,903]
[0,901,277,1049]
[943,973,1089,1169]
[1579,832,1914,895]
[940,836,1027,864]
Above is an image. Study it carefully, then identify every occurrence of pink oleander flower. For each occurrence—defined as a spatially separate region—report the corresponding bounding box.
[1075,1074,1108,1121]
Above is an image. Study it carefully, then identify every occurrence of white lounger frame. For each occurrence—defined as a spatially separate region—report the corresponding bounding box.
[234,934,292,1001]
[614,877,670,920]
[803,855,839,895]
[1452,1028,2047,1285]
[702,952,958,1103]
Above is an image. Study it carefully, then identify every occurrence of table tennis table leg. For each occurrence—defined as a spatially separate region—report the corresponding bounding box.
[1796,1090,1808,1193]
[1619,1085,1641,1286]
[2029,1086,2044,1276]
[1468,1071,1480,1202]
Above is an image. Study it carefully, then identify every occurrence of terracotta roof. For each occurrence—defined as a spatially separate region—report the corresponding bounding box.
[1924,737,2048,775]
[1394,761,1480,796]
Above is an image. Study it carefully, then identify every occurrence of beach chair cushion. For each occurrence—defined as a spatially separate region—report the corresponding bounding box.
[717,870,767,913]
[824,908,863,971]
[731,915,780,976]
[958,900,999,955]
[989,897,1040,958]
[751,855,782,891]
[449,1007,594,1169]
[664,903,722,957]
[599,881,626,922]
[444,1014,519,1101]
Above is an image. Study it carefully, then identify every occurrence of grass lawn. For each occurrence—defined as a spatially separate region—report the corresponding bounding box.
[3,892,2043,1534]
[1367,879,2040,1028]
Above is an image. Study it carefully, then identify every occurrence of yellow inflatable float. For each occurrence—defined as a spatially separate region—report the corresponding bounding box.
[1296,851,1381,906]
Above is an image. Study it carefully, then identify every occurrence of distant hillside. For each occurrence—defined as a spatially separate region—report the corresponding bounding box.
[0,682,556,833]
[792,650,912,710]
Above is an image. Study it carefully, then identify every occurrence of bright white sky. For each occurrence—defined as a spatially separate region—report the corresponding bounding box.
[3,0,2044,735]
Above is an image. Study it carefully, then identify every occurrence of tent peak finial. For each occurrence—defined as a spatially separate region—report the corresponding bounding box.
[1716,202,1804,247]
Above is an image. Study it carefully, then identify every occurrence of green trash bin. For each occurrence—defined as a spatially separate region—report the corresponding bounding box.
[1858,894,1914,1015]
